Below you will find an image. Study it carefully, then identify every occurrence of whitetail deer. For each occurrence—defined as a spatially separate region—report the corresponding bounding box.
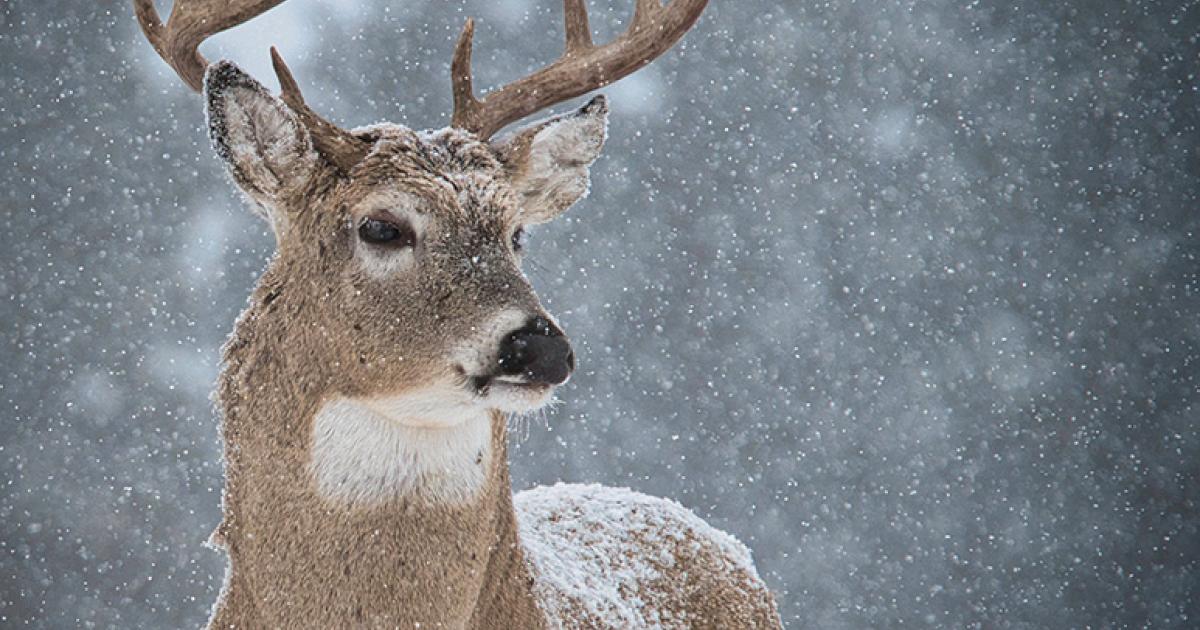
[134,0,782,627]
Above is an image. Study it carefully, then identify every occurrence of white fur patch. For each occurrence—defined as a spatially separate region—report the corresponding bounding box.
[360,386,481,428]
[480,380,558,415]
[309,398,492,505]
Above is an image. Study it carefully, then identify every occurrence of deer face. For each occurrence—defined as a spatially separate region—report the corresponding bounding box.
[205,62,607,425]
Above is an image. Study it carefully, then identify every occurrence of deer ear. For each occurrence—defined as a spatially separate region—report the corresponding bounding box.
[204,61,321,226]
[495,95,609,224]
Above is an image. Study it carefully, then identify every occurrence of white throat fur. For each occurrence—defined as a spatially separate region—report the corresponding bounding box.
[309,398,492,505]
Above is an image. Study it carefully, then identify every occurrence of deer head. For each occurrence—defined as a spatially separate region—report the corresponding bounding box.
[134,0,707,426]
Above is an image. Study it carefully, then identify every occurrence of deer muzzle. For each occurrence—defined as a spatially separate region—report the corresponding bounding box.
[496,316,574,386]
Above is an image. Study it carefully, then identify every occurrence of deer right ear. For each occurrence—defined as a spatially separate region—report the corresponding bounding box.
[494,96,609,224]
[204,61,321,226]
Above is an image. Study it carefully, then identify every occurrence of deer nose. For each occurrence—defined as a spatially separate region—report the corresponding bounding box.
[497,316,574,386]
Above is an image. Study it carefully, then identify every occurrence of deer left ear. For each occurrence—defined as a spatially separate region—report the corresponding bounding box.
[204,61,322,229]
[494,96,609,224]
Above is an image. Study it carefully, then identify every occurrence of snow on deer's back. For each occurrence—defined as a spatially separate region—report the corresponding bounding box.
[518,484,782,629]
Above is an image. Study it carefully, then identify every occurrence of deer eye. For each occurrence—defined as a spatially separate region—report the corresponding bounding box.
[359,217,416,248]
[511,227,527,252]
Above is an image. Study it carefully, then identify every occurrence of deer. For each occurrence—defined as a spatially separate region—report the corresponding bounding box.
[132,0,782,627]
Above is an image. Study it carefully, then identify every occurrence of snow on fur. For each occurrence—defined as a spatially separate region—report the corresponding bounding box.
[515,483,760,629]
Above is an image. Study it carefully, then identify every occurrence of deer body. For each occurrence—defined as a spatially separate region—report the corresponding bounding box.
[134,1,782,627]
[212,371,774,628]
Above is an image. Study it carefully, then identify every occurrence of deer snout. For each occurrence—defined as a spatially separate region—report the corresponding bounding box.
[496,316,574,386]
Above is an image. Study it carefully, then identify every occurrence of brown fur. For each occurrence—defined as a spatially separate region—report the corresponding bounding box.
[199,64,781,628]
[208,124,545,628]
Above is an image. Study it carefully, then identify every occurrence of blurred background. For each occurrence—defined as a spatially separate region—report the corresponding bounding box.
[2,0,1198,627]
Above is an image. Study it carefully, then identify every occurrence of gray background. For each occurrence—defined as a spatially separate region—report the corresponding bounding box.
[2,0,1198,627]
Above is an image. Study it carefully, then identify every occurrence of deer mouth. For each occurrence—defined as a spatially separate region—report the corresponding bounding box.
[468,374,551,395]
[465,373,556,413]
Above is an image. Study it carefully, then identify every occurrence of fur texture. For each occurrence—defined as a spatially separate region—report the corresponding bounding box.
[518,484,783,629]
[200,61,781,629]
[205,61,319,233]
[309,398,492,505]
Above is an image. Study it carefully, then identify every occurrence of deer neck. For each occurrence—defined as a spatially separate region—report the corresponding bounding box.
[212,343,545,628]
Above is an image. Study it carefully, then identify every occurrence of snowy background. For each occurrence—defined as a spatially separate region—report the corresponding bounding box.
[2,0,1198,627]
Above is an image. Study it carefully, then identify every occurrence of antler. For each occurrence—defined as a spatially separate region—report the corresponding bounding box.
[269,48,371,171]
[451,0,709,139]
[133,0,369,171]
[133,0,285,91]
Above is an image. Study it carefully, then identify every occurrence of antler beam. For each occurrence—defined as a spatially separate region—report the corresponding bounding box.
[133,0,368,172]
[451,0,709,140]
[133,0,289,92]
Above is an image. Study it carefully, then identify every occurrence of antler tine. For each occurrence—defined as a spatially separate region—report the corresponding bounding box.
[563,0,593,54]
[632,0,660,25]
[133,0,170,71]
[451,19,482,132]
[270,48,371,172]
[450,0,709,140]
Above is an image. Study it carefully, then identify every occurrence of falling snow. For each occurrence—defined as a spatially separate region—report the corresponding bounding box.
[2,0,1198,627]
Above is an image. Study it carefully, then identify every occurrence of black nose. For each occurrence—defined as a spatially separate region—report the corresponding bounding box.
[497,316,574,385]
